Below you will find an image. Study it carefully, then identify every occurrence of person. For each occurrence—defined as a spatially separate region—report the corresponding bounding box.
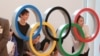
[0,17,9,56]
[26,34,60,56]
[40,29,59,56]
[72,15,90,56]
[8,29,18,56]
[41,37,59,56]
[25,34,41,56]
[33,34,41,51]
[13,9,30,56]
[40,37,50,51]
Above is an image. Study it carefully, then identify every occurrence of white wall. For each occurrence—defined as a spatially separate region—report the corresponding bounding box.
[83,0,100,56]
[84,0,96,56]
[0,0,84,25]
[1,0,96,56]
[94,0,100,56]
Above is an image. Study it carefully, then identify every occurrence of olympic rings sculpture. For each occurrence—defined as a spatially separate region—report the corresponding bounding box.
[12,4,99,56]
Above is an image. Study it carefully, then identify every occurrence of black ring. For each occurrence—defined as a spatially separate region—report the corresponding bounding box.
[44,6,71,41]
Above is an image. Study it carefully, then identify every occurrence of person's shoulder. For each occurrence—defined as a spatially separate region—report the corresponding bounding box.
[0,17,9,23]
[0,17,7,20]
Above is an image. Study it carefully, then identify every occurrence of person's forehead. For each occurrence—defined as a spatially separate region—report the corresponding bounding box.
[79,17,84,20]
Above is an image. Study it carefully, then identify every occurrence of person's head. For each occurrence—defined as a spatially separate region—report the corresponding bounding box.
[9,29,13,38]
[32,34,40,44]
[76,15,84,27]
[19,9,29,22]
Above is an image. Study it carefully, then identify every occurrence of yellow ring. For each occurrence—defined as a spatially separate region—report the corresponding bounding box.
[29,22,56,56]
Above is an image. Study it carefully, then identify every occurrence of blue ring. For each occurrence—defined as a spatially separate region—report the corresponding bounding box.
[14,4,42,41]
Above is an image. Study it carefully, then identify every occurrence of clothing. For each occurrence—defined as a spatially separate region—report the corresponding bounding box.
[72,46,89,56]
[11,37,19,56]
[81,25,89,54]
[72,24,90,55]
[40,38,50,50]
[0,18,9,56]
[8,37,18,56]
[40,38,60,51]
[13,22,30,56]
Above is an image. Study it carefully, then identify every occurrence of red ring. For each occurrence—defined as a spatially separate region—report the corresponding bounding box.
[73,8,99,42]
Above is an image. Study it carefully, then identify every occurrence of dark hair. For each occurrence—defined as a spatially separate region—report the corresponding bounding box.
[76,15,84,23]
[38,34,40,36]
[19,9,29,17]
[10,28,12,31]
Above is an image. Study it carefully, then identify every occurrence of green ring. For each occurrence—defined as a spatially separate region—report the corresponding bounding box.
[58,23,85,56]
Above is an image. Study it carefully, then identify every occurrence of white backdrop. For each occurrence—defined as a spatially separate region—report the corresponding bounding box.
[94,0,100,56]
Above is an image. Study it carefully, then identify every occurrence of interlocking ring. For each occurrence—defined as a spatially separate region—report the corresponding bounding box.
[12,4,100,56]
[44,6,71,41]
[73,8,99,42]
[12,4,42,41]
[58,23,85,56]
[29,22,56,56]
